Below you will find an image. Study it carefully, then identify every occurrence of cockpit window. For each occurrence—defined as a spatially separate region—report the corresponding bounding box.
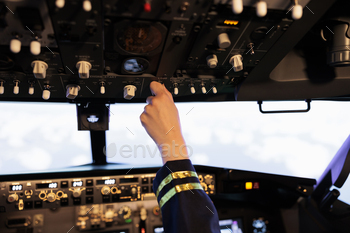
[107,101,350,204]
[0,102,92,174]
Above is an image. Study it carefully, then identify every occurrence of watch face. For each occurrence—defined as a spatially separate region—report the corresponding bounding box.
[117,23,163,54]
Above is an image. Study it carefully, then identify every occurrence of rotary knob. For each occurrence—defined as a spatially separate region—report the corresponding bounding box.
[31,60,48,79]
[123,85,137,100]
[47,193,56,202]
[72,188,82,198]
[101,186,111,195]
[217,34,231,49]
[206,54,218,68]
[66,84,80,99]
[8,194,18,203]
[229,55,243,72]
[76,61,92,79]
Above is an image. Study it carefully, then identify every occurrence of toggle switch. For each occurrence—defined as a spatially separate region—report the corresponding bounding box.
[31,60,48,79]
[212,86,217,94]
[124,85,137,100]
[217,33,231,49]
[189,85,195,94]
[30,41,41,55]
[28,86,34,95]
[292,2,303,20]
[206,54,218,68]
[247,43,255,55]
[0,81,4,94]
[100,82,105,94]
[83,0,92,12]
[42,85,51,100]
[66,84,80,99]
[10,39,21,53]
[76,61,92,79]
[256,1,267,17]
[173,83,179,95]
[13,80,20,95]
[201,85,206,94]
[56,0,65,8]
[229,54,243,72]
[232,0,243,14]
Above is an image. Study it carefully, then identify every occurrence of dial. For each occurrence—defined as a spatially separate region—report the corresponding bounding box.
[118,205,132,220]
[117,23,163,54]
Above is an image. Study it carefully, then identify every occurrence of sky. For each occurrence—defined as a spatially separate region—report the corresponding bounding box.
[0,100,349,204]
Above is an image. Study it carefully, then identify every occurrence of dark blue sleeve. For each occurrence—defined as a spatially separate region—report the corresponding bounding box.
[153,159,220,233]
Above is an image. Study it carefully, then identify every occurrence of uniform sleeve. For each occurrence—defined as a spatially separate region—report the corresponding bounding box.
[153,159,220,233]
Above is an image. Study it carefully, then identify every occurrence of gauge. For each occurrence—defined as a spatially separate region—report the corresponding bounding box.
[117,23,163,54]
[118,205,132,220]
[252,218,268,233]
[122,57,149,74]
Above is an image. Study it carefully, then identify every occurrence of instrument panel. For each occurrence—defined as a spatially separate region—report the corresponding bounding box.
[0,164,316,233]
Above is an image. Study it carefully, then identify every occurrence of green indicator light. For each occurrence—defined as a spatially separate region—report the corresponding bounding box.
[125,219,132,223]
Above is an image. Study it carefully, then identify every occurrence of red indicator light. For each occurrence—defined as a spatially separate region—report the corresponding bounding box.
[144,3,151,12]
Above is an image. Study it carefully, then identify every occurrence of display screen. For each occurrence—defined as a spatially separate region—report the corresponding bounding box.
[97,179,116,185]
[219,219,244,233]
[72,181,83,187]
[120,178,138,183]
[36,183,58,189]
[10,185,23,191]
[154,219,243,233]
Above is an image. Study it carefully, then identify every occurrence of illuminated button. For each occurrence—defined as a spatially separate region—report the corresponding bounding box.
[73,198,81,205]
[125,218,132,223]
[102,195,110,203]
[34,200,43,208]
[245,182,253,190]
[142,186,149,193]
[86,188,93,195]
[86,180,93,186]
[60,198,68,206]
[61,181,68,188]
[144,2,151,12]
[253,182,260,189]
[141,178,148,184]
[86,196,93,204]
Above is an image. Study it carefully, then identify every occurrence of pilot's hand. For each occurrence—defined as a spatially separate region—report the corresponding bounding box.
[140,81,188,163]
